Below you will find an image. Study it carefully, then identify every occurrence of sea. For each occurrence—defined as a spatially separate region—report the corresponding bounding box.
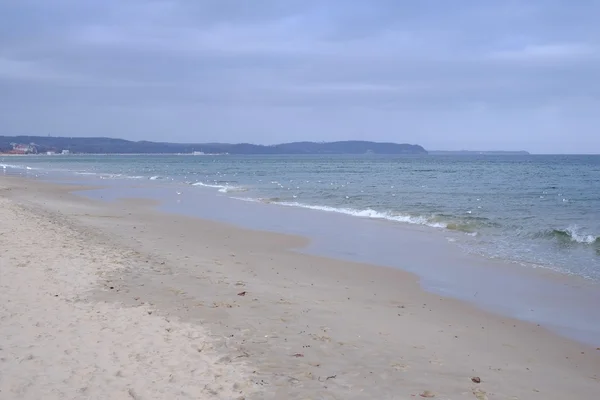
[3,153,599,280]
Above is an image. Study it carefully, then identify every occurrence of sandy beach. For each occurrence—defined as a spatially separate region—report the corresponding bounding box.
[1,176,599,399]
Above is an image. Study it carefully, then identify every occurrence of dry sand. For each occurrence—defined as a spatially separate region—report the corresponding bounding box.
[0,176,599,399]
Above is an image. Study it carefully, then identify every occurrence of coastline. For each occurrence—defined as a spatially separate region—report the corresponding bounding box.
[3,153,599,284]
[4,163,600,345]
[75,180,600,346]
[1,175,599,399]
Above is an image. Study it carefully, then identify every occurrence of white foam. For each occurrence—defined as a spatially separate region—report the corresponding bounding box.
[218,186,247,193]
[272,201,448,229]
[0,163,37,171]
[149,176,160,180]
[98,173,124,180]
[76,172,147,180]
[565,226,598,244]
[192,181,246,193]
[192,182,222,189]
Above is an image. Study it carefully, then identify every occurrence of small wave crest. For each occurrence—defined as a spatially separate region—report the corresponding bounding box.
[236,198,498,233]
[548,226,599,245]
[445,223,478,233]
[99,173,124,179]
[75,172,148,180]
[265,200,448,229]
[74,172,99,176]
[536,226,599,245]
[191,181,247,193]
[1,163,35,170]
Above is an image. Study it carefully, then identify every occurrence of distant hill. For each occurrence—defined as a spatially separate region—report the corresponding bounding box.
[429,150,530,155]
[0,136,427,155]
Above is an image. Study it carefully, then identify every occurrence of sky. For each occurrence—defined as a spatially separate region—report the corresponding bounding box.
[0,0,599,153]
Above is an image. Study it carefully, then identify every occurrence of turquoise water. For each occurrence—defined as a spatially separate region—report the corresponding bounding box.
[3,154,600,279]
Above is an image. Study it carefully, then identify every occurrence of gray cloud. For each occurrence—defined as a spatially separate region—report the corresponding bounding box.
[1,0,599,153]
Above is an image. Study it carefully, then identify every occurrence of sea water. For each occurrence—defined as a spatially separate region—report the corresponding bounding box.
[2,154,600,280]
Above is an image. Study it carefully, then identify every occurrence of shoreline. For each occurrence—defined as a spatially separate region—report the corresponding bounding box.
[2,156,598,284]
[3,166,600,346]
[1,175,599,399]
[75,179,600,347]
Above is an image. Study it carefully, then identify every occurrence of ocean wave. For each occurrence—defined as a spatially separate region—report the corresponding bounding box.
[424,212,499,231]
[1,163,35,170]
[99,173,123,179]
[445,223,478,233]
[219,187,248,193]
[543,226,599,245]
[76,172,146,180]
[262,200,448,229]
[191,181,247,193]
[232,197,502,233]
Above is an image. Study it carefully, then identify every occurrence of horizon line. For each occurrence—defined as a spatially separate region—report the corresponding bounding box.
[3,134,600,155]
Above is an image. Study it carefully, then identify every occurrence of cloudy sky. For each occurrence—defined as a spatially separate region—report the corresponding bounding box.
[1,0,599,153]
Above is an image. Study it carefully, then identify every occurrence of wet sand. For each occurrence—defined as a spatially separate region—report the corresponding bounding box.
[1,176,599,399]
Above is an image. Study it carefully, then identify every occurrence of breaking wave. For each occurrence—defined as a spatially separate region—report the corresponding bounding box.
[541,226,599,245]
[191,181,247,193]
[223,197,506,235]
[256,200,450,229]
[1,163,36,170]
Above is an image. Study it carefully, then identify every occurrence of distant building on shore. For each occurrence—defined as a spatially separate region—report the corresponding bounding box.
[7,143,38,154]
